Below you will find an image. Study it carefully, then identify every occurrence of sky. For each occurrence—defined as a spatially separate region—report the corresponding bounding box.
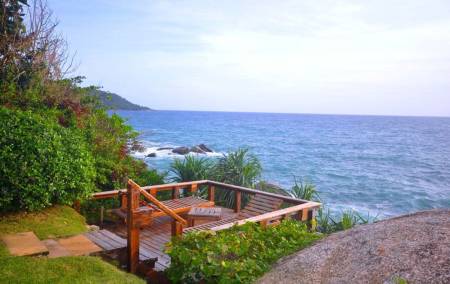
[48,0,450,116]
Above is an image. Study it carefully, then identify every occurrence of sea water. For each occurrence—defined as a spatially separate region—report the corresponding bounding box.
[117,110,450,218]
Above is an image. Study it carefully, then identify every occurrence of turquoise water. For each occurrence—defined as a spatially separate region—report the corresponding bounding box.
[118,110,450,217]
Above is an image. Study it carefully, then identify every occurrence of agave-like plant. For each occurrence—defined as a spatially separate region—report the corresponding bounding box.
[316,208,378,233]
[212,148,262,208]
[290,176,320,201]
[169,155,213,182]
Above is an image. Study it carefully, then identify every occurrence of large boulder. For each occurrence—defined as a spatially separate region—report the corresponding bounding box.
[257,209,450,284]
[172,147,190,155]
[190,146,206,154]
[146,153,156,157]
[198,144,213,153]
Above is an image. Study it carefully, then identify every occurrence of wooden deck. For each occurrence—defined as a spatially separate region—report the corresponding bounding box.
[103,207,238,271]
[90,179,321,274]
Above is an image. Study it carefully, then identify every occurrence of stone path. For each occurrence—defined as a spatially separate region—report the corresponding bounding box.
[1,232,49,256]
[1,231,102,258]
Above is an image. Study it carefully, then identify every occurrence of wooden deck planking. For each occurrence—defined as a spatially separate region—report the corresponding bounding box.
[105,206,237,271]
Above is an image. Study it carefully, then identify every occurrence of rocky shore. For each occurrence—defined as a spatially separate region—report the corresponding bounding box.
[146,144,215,157]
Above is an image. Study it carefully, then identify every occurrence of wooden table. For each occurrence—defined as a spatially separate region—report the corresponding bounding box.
[187,207,222,227]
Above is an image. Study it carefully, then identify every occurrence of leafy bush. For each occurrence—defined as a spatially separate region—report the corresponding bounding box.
[166,220,321,284]
[0,107,96,211]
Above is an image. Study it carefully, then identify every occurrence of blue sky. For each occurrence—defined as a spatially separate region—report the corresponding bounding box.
[49,1,450,116]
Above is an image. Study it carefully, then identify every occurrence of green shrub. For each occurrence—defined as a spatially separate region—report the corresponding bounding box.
[166,220,321,284]
[170,155,213,182]
[316,208,377,233]
[290,176,319,201]
[212,148,262,208]
[0,107,96,211]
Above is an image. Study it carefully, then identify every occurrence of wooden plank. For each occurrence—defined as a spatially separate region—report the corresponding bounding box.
[85,231,115,251]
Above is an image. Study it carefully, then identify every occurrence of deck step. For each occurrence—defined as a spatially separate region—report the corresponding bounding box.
[84,229,127,252]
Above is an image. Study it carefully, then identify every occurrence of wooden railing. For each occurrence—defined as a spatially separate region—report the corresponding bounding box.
[92,180,208,200]
[90,180,320,273]
[92,180,311,208]
[125,179,188,273]
[210,201,321,231]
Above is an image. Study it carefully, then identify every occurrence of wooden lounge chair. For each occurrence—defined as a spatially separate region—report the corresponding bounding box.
[112,192,214,225]
[183,193,283,233]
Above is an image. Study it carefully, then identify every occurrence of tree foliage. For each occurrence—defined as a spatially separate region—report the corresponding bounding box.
[0,1,165,212]
[0,108,96,211]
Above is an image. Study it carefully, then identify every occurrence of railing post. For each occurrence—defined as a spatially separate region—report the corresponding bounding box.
[127,181,140,273]
[191,183,198,195]
[73,200,81,213]
[260,219,268,228]
[172,186,180,199]
[171,220,183,237]
[208,185,215,202]
[234,191,241,213]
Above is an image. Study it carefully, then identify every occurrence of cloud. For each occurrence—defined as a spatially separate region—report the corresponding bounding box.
[52,0,450,116]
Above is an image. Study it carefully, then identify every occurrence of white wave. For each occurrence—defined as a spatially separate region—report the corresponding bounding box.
[131,144,224,160]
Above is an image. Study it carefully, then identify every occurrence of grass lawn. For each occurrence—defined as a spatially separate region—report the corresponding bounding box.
[0,256,144,284]
[0,205,145,283]
[0,205,88,239]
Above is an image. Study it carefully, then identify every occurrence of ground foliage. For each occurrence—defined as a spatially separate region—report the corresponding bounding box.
[166,220,321,284]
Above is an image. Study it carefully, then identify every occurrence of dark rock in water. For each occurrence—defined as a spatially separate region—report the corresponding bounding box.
[190,146,206,154]
[146,153,157,157]
[198,144,213,153]
[157,147,173,151]
[172,147,190,155]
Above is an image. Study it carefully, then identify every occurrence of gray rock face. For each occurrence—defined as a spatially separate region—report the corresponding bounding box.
[257,209,450,284]
[146,153,156,157]
[172,147,190,155]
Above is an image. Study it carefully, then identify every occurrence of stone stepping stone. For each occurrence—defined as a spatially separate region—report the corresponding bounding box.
[42,239,71,258]
[1,231,48,256]
[57,234,102,256]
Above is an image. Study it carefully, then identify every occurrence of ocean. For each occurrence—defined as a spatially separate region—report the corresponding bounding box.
[117,110,450,218]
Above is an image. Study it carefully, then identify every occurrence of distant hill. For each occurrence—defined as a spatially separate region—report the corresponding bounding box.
[90,90,151,110]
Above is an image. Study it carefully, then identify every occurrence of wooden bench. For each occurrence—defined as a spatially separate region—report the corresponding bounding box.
[112,193,214,226]
[184,194,283,233]
[187,207,222,227]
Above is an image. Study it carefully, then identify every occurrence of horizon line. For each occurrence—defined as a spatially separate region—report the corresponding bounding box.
[127,108,450,119]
